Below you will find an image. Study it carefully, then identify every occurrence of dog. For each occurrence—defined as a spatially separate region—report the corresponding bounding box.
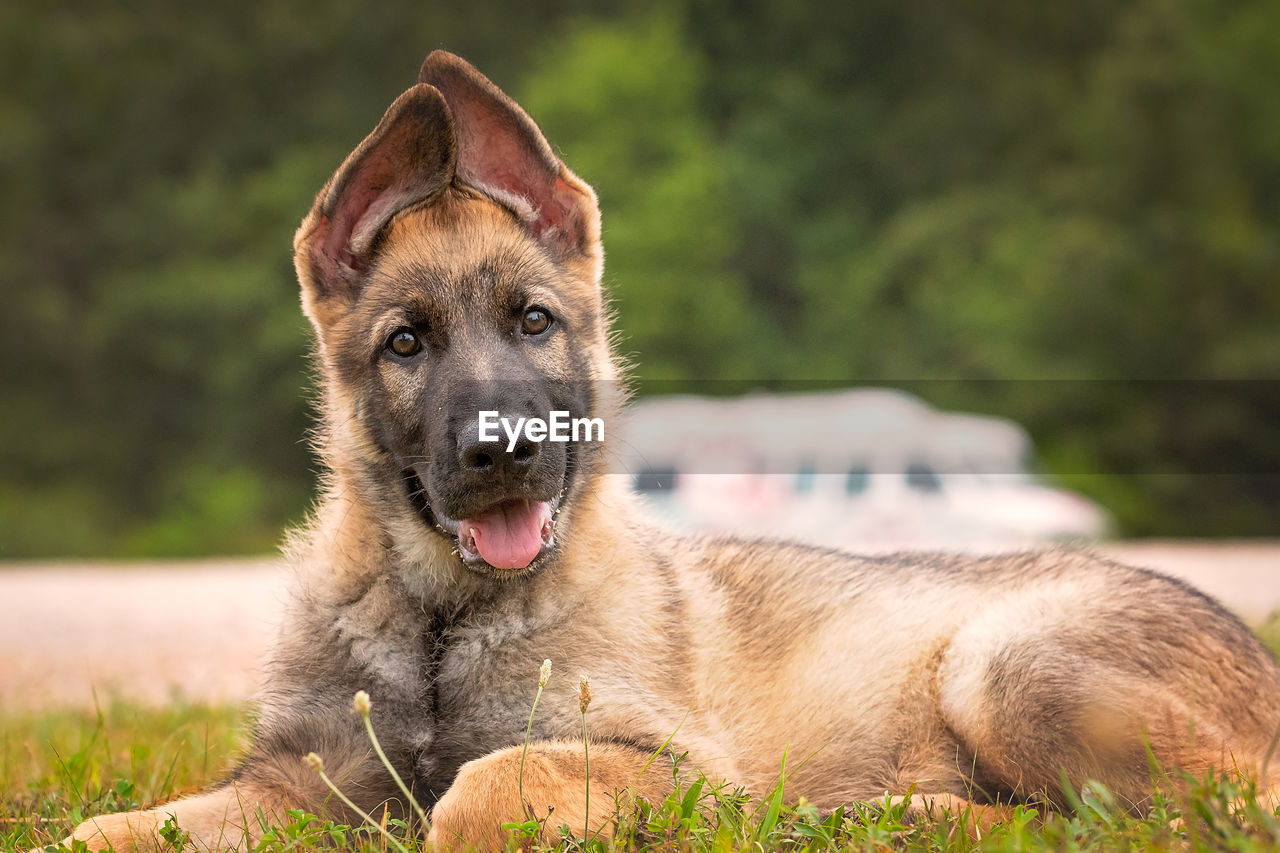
[57,51,1280,851]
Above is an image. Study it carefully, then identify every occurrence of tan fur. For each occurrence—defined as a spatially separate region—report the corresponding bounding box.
[46,51,1280,853]
[428,741,670,850]
[65,786,289,852]
[892,793,1009,839]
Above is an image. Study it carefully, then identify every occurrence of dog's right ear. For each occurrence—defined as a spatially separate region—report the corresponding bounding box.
[295,83,456,310]
[418,51,601,274]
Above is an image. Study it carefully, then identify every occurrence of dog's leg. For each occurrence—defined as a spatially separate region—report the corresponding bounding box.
[885,792,1009,837]
[52,710,407,852]
[936,595,1280,810]
[427,740,672,851]
[60,783,287,852]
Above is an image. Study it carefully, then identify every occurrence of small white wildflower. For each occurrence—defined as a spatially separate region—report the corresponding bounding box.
[578,674,592,713]
[352,690,372,717]
[539,659,552,687]
[304,752,324,772]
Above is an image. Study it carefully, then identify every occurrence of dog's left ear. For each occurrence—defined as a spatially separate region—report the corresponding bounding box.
[418,51,601,270]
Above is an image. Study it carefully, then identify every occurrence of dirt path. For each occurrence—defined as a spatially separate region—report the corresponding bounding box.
[0,559,288,711]
[1,543,1277,711]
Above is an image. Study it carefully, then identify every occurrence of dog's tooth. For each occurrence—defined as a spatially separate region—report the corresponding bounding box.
[457,527,481,561]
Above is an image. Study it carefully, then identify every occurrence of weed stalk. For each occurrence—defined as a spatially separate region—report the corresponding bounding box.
[517,659,553,820]
[579,673,593,841]
[351,690,428,831]
[303,752,410,853]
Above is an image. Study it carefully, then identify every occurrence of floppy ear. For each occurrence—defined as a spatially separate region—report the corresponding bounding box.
[418,50,601,267]
[295,83,456,302]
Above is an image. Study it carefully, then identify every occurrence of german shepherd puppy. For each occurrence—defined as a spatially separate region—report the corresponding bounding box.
[59,51,1280,851]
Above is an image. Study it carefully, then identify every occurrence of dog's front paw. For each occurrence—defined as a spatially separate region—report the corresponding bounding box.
[47,810,161,852]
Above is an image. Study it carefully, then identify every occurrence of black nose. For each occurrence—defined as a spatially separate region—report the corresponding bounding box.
[457,417,540,479]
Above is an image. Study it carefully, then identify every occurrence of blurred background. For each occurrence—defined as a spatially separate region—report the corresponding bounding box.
[2,0,1278,559]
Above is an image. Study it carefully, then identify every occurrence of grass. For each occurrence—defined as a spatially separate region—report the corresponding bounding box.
[7,710,1280,851]
[7,637,1280,852]
[1,700,243,851]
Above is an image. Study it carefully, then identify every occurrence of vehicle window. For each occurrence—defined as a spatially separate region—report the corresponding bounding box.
[905,462,942,493]
[633,467,677,493]
[845,465,870,495]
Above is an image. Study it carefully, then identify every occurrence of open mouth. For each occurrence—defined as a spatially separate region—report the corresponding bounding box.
[405,470,561,571]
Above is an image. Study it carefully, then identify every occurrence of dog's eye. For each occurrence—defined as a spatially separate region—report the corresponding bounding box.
[522,308,552,336]
[386,328,422,358]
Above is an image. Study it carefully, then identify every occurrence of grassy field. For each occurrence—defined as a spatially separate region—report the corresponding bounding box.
[2,702,244,851]
[7,710,1280,851]
[6,622,1280,852]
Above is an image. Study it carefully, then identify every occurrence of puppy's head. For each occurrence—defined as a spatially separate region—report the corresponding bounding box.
[294,52,618,580]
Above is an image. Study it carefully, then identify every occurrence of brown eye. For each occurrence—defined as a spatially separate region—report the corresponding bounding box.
[387,328,422,358]
[522,308,552,336]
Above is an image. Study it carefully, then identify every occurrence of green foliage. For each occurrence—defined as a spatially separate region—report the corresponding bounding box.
[2,0,1278,555]
[8,698,1280,851]
[520,11,782,381]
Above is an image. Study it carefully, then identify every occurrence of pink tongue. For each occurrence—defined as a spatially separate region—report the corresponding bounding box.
[461,499,552,569]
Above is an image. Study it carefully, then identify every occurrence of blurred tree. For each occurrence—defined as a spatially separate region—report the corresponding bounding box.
[518,10,782,381]
[0,0,1276,554]
[681,0,1280,535]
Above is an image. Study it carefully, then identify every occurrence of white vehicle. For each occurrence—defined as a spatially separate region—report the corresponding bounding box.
[614,388,1110,552]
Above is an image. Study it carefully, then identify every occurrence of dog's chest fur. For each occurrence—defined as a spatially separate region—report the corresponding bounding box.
[317,571,585,799]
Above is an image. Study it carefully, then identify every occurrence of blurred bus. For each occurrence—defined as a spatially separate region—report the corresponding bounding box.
[613,388,1110,552]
